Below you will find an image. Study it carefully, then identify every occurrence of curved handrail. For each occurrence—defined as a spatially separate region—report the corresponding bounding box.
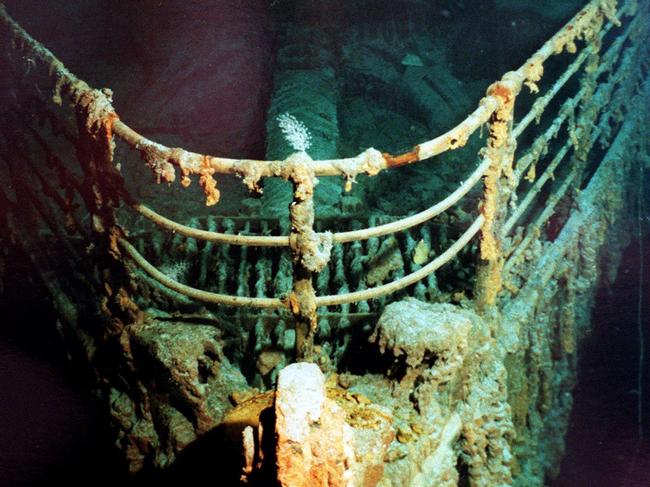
[0,2,481,186]
[0,0,616,183]
[129,155,490,246]
[118,215,484,308]
[118,237,284,308]
[122,0,618,177]
[316,215,484,306]
[132,203,290,247]
[332,156,490,243]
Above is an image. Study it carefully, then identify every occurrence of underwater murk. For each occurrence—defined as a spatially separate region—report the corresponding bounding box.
[0,0,649,485]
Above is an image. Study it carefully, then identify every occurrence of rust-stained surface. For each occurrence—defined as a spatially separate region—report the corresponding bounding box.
[381,146,421,168]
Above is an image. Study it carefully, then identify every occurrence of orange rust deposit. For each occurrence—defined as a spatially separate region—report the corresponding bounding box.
[104,112,119,140]
[382,146,420,167]
[489,83,513,105]
[198,155,220,205]
[287,292,300,314]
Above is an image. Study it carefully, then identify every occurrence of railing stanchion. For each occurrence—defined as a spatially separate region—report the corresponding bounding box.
[286,153,333,362]
[475,73,522,310]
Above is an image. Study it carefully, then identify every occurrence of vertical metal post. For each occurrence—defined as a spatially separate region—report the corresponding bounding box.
[475,73,521,309]
[286,153,332,362]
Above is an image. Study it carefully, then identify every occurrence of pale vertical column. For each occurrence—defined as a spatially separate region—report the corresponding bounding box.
[475,73,522,309]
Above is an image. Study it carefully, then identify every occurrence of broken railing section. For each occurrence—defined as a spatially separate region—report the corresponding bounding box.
[0,0,637,359]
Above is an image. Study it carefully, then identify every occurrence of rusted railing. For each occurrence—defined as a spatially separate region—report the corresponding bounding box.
[0,0,643,361]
